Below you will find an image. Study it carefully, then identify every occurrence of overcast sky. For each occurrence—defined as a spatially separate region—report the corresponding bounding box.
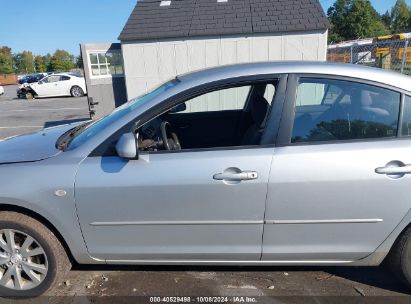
[1,0,410,56]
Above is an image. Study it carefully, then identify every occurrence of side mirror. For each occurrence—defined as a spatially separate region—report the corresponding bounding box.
[115,132,139,160]
[38,81,43,85]
[169,103,186,113]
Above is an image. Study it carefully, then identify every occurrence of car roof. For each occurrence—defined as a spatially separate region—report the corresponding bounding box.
[178,61,411,93]
[50,73,70,76]
[48,73,83,77]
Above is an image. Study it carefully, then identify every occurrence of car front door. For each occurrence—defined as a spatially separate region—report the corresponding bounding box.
[262,75,411,262]
[74,79,284,262]
[33,75,61,97]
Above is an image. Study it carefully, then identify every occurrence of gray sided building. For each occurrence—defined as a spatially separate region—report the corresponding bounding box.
[82,0,328,118]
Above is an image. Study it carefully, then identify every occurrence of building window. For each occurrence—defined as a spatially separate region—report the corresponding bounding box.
[88,50,123,77]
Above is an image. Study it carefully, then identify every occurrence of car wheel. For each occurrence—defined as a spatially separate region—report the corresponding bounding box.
[387,225,411,289]
[25,91,34,100]
[25,92,34,100]
[0,212,71,297]
[70,86,84,97]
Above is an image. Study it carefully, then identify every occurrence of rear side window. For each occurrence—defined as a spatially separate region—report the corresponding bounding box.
[291,78,401,143]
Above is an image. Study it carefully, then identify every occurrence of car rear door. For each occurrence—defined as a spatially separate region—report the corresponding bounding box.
[262,75,411,262]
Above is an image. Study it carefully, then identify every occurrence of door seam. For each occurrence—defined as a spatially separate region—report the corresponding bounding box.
[259,149,276,260]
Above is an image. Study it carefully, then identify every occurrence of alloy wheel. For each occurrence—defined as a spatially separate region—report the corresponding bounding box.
[72,87,82,97]
[0,229,48,290]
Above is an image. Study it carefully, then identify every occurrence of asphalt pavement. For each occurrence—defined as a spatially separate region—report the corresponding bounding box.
[0,85,90,139]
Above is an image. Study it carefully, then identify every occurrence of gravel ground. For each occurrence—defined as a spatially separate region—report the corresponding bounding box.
[55,265,411,297]
[1,85,411,302]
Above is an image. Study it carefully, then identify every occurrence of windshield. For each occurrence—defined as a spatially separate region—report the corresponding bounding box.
[66,78,180,150]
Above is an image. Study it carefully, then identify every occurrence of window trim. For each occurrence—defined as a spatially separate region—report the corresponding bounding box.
[87,50,124,79]
[276,74,406,147]
[90,74,288,157]
[399,93,406,137]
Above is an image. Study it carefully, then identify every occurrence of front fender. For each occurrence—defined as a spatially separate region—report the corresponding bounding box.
[0,156,101,264]
[0,196,94,264]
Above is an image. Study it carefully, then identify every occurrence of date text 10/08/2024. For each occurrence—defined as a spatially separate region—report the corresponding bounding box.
[149,297,258,303]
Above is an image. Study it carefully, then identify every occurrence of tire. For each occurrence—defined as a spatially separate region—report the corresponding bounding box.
[70,86,84,97]
[25,92,34,100]
[386,225,411,289]
[0,212,71,297]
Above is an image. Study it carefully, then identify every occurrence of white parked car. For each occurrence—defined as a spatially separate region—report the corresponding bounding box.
[17,73,87,99]
[0,85,4,96]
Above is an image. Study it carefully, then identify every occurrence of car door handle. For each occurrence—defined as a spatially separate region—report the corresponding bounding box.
[375,161,411,177]
[375,165,411,175]
[213,170,258,181]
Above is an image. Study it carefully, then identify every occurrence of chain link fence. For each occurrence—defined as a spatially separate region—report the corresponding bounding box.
[328,39,411,75]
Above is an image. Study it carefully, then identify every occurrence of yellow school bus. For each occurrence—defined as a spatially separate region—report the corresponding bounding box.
[373,33,411,63]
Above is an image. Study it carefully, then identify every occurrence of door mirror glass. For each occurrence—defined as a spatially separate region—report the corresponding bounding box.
[115,133,138,160]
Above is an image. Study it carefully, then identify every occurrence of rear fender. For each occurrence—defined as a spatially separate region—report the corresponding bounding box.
[351,208,411,266]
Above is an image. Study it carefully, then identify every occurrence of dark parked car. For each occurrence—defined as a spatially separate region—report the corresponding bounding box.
[18,74,47,85]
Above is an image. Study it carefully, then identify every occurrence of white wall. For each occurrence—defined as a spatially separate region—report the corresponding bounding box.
[121,30,328,102]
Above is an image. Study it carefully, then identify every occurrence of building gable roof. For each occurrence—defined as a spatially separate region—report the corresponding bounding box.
[119,0,329,42]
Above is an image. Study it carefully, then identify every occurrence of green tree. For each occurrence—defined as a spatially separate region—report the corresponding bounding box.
[391,0,410,32]
[14,51,35,74]
[327,0,351,42]
[381,10,392,30]
[42,53,52,72]
[34,55,46,72]
[50,49,74,72]
[75,55,83,69]
[328,0,389,42]
[0,46,14,74]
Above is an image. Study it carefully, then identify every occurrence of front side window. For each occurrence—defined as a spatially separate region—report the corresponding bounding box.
[182,84,276,113]
[85,79,279,156]
[42,75,61,83]
[136,81,278,151]
[291,78,400,143]
[182,86,251,113]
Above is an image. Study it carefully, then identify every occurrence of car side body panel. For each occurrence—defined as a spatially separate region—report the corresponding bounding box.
[1,62,411,266]
[27,74,87,98]
[0,155,94,264]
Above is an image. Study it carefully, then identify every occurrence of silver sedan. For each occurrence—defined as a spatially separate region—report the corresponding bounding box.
[1,62,411,296]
